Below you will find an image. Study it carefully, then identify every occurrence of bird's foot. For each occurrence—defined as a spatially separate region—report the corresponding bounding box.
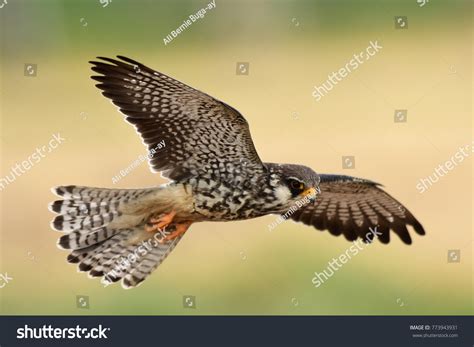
[156,221,191,243]
[145,211,176,233]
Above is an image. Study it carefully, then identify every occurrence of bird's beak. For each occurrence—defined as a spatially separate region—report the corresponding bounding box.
[301,187,317,202]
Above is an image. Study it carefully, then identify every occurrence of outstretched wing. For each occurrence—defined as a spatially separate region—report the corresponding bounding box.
[90,56,265,181]
[290,174,425,244]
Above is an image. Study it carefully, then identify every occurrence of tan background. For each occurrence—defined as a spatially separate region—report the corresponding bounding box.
[0,0,472,314]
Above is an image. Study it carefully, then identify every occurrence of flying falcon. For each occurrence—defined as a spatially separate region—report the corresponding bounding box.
[50,56,425,288]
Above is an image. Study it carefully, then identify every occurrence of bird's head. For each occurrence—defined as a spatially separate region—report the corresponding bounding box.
[265,163,321,211]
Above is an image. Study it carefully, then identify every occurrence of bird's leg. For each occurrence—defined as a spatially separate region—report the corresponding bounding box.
[156,221,192,243]
[145,211,176,233]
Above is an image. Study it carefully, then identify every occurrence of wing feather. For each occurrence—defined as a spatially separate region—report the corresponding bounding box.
[90,56,265,181]
[290,174,425,244]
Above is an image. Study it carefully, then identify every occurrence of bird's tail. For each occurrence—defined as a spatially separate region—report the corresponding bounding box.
[49,185,183,288]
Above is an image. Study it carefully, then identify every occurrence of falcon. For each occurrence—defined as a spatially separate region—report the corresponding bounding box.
[49,56,425,288]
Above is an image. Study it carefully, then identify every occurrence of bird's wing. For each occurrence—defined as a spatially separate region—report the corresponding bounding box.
[90,56,265,181]
[289,174,425,244]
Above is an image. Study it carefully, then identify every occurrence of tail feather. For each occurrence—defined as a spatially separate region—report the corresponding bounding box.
[50,199,119,217]
[67,244,99,264]
[50,185,155,232]
[50,185,185,288]
[58,226,123,250]
[122,235,183,288]
[52,185,154,200]
[79,231,134,273]
[66,232,131,268]
[86,230,182,289]
[52,212,120,233]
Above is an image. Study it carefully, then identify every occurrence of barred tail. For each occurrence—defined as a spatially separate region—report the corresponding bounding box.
[49,185,156,233]
[49,185,183,288]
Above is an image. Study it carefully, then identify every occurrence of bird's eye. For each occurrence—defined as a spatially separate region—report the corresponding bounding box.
[287,179,305,196]
[290,180,304,190]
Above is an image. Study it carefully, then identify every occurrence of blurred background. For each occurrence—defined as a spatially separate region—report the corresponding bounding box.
[0,0,472,315]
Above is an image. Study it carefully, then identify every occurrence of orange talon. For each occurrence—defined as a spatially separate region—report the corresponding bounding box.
[158,222,192,243]
[145,211,176,233]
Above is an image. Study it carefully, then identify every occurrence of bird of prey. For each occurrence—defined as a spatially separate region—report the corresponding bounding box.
[49,56,425,289]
